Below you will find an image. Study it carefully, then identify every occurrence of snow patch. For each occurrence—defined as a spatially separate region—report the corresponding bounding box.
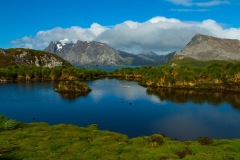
[57,43,62,51]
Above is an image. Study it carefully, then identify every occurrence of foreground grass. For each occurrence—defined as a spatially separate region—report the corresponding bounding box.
[1,121,240,160]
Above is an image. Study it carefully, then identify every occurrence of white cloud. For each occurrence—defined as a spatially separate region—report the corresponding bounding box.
[195,0,230,7]
[166,0,193,6]
[12,16,240,54]
[166,0,230,7]
[170,8,209,12]
[12,24,107,49]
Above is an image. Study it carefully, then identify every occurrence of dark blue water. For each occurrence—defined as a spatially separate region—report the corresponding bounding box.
[1,79,240,140]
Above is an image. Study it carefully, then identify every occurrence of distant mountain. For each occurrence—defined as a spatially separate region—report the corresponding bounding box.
[119,51,175,66]
[0,48,72,68]
[175,34,240,61]
[138,51,175,65]
[44,40,175,66]
[45,41,130,66]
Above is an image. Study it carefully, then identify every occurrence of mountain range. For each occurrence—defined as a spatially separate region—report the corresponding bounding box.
[1,34,239,68]
[44,40,175,66]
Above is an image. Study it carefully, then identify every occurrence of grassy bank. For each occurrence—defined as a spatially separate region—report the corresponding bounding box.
[0,115,240,160]
[111,62,240,92]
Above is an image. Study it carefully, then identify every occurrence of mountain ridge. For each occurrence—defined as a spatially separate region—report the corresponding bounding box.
[175,34,240,61]
[44,40,174,66]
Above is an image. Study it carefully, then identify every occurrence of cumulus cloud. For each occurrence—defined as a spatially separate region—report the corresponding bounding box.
[12,16,240,54]
[166,0,230,7]
[12,23,108,49]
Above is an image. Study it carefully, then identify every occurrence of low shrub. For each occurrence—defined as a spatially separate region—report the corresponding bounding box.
[149,134,164,145]
[175,148,194,159]
[0,115,20,131]
[197,137,213,145]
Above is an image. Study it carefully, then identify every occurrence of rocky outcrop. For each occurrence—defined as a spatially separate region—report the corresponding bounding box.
[0,48,72,68]
[175,34,240,61]
[0,48,6,55]
[45,40,175,66]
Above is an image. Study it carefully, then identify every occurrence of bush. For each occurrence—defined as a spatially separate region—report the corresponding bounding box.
[197,137,213,145]
[0,115,20,131]
[149,134,164,145]
[175,148,194,159]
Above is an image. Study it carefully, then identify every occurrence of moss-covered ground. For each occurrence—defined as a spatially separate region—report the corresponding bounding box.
[1,119,240,160]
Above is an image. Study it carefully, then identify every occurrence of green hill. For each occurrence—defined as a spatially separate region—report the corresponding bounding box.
[0,48,72,68]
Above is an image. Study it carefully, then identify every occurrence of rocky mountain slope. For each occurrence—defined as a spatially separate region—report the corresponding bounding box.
[44,40,174,66]
[44,41,129,66]
[0,48,72,68]
[175,34,240,61]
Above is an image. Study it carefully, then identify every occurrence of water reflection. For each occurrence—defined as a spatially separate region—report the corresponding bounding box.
[56,92,88,102]
[146,87,240,110]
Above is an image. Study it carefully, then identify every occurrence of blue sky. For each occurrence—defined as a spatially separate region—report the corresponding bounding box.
[1,0,240,54]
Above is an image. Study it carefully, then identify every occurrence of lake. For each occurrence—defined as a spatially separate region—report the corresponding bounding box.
[1,78,240,140]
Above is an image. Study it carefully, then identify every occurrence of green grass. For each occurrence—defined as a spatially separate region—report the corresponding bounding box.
[168,57,230,67]
[1,120,240,160]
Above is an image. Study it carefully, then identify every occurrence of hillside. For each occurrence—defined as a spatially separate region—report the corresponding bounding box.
[0,48,72,68]
[175,34,240,61]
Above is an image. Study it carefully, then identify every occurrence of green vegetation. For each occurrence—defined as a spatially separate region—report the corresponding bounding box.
[0,115,21,132]
[55,81,92,93]
[168,57,230,67]
[0,119,240,160]
[0,66,107,82]
[111,61,240,92]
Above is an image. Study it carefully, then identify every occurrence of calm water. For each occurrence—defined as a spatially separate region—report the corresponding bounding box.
[1,79,240,140]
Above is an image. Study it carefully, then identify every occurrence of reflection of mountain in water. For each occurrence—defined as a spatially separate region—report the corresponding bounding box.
[146,88,240,109]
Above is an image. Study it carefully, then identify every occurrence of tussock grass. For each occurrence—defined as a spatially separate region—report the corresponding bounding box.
[0,121,240,159]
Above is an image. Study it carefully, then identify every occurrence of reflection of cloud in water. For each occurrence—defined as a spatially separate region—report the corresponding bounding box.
[116,85,146,101]
[89,79,168,105]
[90,89,105,103]
[149,95,165,104]
[89,79,148,102]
